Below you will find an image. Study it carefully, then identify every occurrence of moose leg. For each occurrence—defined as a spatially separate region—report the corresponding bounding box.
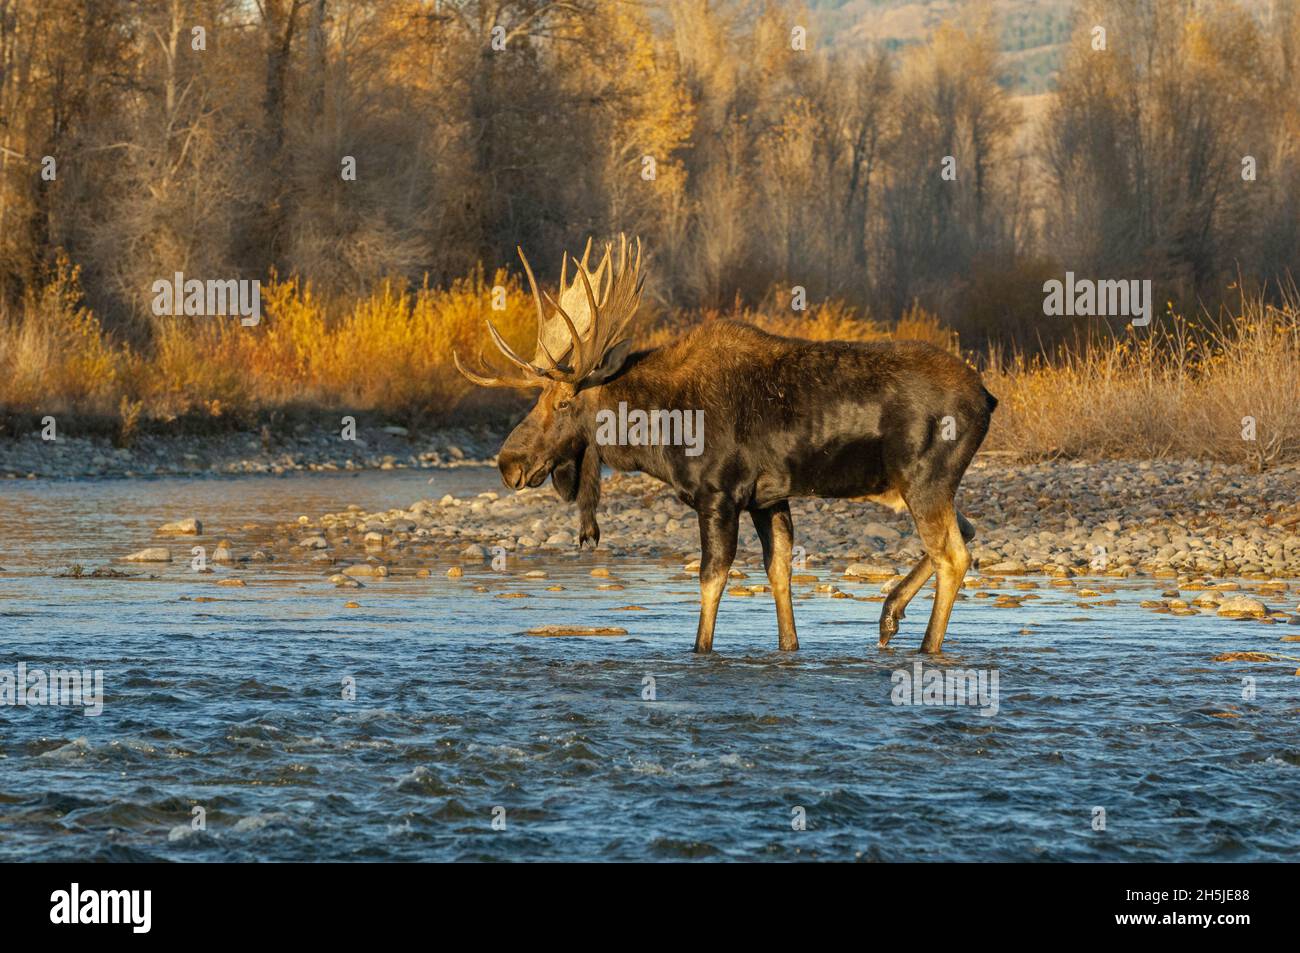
[879,555,932,648]
[752,502,799,651]
[909,502,971,654]
[693,499,739,654]
[575,443,602,549]
[879,511,976,648]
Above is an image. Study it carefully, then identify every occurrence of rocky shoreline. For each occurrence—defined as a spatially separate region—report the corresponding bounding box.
[296,457,1300,575]
[0,426,502,479]
[107,456,1300,626]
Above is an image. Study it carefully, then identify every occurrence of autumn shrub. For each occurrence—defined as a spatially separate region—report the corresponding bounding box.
[983,293,1300,468]
[2,264,1297,469]
[0,258,121,417]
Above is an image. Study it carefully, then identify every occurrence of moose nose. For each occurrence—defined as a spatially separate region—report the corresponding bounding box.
[499,455,527,490]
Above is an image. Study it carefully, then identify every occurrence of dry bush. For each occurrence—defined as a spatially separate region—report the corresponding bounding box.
[0,260,121,416]
[3,265,1296,472]
[984,294,1300,468]
[1,263,538,426]
[304,267,536,412]
[641,299,955,351]
[137,266,537,420]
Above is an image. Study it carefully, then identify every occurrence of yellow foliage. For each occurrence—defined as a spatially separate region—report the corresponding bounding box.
[134,266,536,418]
[642,298,956,351]
[0,258,120,414]
[1,266,1297,469]
[983,295,1300,468]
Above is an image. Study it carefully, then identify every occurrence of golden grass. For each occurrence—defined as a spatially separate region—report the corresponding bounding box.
[1,264,1296,468]
[642,299,958,351]
[983,295,1300,468]
[137,267,538,419]
[0,260,123,416]
[0,263,535,425]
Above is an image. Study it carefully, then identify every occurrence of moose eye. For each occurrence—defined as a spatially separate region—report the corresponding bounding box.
[555,399,572,411]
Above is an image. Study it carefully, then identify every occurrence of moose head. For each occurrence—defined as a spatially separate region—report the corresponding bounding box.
[454,235,644,494]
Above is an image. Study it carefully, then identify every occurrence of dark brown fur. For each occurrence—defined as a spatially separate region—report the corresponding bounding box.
[496,320,996,653]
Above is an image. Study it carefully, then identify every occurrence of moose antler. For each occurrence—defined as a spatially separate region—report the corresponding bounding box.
[454,235,644,389]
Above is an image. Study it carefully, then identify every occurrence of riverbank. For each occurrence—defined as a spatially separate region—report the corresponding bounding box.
[289,458,1300,577]
[94,458,1300,626]
[0,425,502,479]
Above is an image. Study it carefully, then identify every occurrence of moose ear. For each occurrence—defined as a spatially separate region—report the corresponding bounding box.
[582,339,634,387]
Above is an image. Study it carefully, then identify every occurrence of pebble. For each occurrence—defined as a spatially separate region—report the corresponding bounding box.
[113,461,1300,615]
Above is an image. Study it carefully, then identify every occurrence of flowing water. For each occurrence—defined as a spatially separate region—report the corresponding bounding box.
[0,470,1296,861]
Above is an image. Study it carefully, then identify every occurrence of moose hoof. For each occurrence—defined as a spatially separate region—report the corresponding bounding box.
[879,613,899,647]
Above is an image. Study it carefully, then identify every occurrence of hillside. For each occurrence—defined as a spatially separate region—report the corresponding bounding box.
[808,0,1074,91]
[808,0,1279,93]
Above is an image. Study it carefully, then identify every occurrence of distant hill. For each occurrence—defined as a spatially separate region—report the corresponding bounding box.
[807,0,1279,94]
[806,0,1075,93]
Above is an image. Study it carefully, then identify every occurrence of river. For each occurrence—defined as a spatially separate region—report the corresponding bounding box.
[0,470,1296,860]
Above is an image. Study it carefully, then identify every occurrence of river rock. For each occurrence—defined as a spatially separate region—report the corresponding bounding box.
[123,547,171,562]
[1217,596,1268,619]
[527,625,627,637]
[861,521,902,542]
[984,560,1027,575]
[342,564,387,577]
[844,562,896,580]
[158,518,202,535]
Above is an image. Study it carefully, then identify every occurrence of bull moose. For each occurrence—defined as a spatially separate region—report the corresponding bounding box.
[455,236,997,654]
